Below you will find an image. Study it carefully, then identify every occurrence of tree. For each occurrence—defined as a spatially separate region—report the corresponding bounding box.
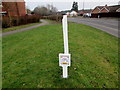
[46,4,57,15]
[26,6,31,14]
[33,6,48,16]
[71,1,78,12]
[26,8,31,14]
[33,5,58,16]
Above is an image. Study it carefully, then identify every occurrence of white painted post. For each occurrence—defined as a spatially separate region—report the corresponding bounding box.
[59,15,71,78]
[62,15,69,54]
[63,65,68,78]
[62,15,68,78]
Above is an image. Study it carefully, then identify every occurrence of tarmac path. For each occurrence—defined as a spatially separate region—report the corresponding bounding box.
[1,20,49,37]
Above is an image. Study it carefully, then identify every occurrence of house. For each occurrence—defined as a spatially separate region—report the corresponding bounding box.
[0,2,6,16]
[92,6,104,14]
[79,9,92,17]
[70,11,78,16]
[100,5,120,13]
[2,0,26,16]
[66,12,70,16]
[116,8,120,12]
[91,6,104,18]
[91,5,120,18]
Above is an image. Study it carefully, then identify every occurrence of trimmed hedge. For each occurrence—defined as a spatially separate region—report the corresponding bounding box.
[2,15,40,28]
[41,15,63,22]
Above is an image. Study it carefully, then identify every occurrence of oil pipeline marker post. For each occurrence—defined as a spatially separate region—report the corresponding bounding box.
[59,15,71,78]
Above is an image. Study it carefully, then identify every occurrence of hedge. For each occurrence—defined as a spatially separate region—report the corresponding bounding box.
[41,15,63,22]
[2,15,41,28]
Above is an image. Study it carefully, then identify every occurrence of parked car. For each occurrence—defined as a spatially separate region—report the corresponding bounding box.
[83,13,91,17]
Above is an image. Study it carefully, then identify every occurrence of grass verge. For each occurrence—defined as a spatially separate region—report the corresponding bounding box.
[2,23,118,88]
[43,19,61,24]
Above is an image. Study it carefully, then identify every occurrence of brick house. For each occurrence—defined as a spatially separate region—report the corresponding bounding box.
[91,6,104,14]
[116,8,120,12]
[79,9,92,16]
[91,5,120,18]
[2,0,26,16]
[91,6,104,17]
[0,2,6,15]
[100,5,120,13]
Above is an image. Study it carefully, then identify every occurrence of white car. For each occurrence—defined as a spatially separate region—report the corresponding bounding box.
[83,13,91,17]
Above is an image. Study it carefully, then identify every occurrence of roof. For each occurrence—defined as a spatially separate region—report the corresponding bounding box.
[116,8,120,12]
[92,5,120,14]
[79,9,92,13]
[91,6,104,13]
[105,5,120,12]
[97,6,104,10]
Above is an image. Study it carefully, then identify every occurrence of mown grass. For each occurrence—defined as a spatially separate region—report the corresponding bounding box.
[43,19,61,24]
[68,21,76,24]
[2,22,41,33]
[2,23,118,88]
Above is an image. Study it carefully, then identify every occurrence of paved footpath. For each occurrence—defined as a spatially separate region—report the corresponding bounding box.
[1,20,49,37]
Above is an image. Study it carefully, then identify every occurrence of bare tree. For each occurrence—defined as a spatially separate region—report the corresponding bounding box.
[33,6,49,16]
[52,7,57,13]
[33,6,40,15]
[33,4,58,16]
[47,4,57,15]
[26,8,31,14]
[26,6,31,14]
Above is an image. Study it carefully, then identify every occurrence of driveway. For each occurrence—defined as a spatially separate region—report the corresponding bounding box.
[68,17,119,38]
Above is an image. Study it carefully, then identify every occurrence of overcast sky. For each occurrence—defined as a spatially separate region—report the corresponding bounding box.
[25,0,120,11]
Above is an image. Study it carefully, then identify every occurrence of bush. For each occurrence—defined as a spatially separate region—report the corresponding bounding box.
[2,15,41,28]
[41,15,63,22]
[2,16,10,28]
[18,16,26,25]
[27,15,40,23]
[12,17,19,26]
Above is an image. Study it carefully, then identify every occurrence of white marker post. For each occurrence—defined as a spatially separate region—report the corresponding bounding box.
[59,15,71,78]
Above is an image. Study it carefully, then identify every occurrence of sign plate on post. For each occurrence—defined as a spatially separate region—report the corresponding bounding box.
[59,15,71,78]
[59,54,71,66]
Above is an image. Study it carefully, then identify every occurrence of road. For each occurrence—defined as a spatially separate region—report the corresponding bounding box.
[68,17,119,38]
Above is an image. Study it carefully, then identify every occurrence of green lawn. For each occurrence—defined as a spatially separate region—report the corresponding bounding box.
[2,23,118,88]
[43,19,61,24]
[2,22,41,33]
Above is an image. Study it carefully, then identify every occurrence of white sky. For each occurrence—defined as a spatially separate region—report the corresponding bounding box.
[24,0,120,11]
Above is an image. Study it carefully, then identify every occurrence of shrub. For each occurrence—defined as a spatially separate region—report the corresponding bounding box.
[2,16,10,28]
[18,16,26,25]
[2,15,41,28]
[12,17,19,26]
[27,15,40,23]
[41,15,63,22]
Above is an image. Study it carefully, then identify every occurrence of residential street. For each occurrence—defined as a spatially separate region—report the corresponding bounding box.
[68,17,119,38]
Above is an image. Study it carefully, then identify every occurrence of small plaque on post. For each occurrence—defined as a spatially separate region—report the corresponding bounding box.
[59,54,71,67]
